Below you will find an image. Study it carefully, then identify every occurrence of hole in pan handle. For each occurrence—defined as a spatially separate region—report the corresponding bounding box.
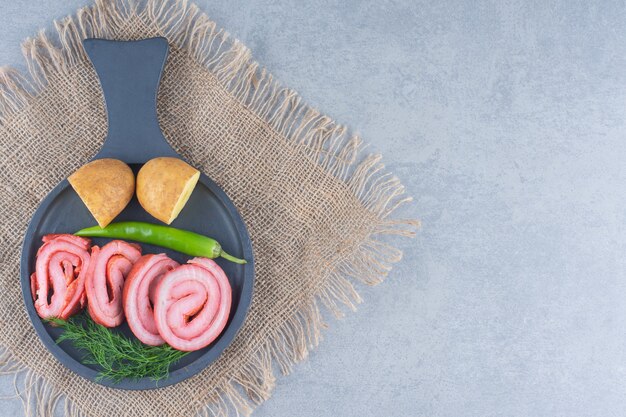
[83,37,179,163]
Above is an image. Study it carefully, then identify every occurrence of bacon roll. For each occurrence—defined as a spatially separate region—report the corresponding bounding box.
[153,258,232,351]
[123,254,179,345]
[85,240,141,327]
[31,234,91,320]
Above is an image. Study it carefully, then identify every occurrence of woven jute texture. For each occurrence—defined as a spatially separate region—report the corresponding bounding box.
[0,0,417,416]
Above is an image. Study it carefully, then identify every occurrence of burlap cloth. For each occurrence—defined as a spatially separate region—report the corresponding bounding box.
[0,0,417,416]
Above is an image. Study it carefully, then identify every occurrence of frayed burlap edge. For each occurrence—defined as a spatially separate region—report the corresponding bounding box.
[0,0,419,416]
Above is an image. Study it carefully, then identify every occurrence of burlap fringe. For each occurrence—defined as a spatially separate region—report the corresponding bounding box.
[0,0,418,416]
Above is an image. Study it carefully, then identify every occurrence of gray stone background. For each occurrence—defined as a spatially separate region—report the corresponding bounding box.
[1,1,625,416]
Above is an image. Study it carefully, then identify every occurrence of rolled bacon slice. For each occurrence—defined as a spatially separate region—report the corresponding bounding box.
[154,257,232,351]
[123,254,179,346]
[85,240,141,327]
[31,234,91,320]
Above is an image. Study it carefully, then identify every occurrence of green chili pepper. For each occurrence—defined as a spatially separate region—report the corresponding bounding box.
[75,221,247,264]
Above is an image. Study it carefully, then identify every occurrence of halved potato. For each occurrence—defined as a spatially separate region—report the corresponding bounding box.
[136,157,200,224]
[68,158,134,228]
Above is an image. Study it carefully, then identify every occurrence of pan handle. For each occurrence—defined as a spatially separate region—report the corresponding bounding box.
[84,37,178,163]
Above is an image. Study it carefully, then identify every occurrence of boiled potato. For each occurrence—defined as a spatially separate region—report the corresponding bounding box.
[136,157,200,224]
[68,158,134,228]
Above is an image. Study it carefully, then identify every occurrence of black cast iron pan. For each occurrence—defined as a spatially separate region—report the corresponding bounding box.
[19,37,254,390]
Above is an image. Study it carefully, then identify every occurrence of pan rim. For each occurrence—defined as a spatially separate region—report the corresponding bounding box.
[19,172,255,390]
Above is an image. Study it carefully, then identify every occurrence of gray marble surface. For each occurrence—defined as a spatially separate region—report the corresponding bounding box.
[1,1,626,416]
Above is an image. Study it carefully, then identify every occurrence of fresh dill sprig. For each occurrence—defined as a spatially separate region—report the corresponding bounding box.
[48,315,188,383]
